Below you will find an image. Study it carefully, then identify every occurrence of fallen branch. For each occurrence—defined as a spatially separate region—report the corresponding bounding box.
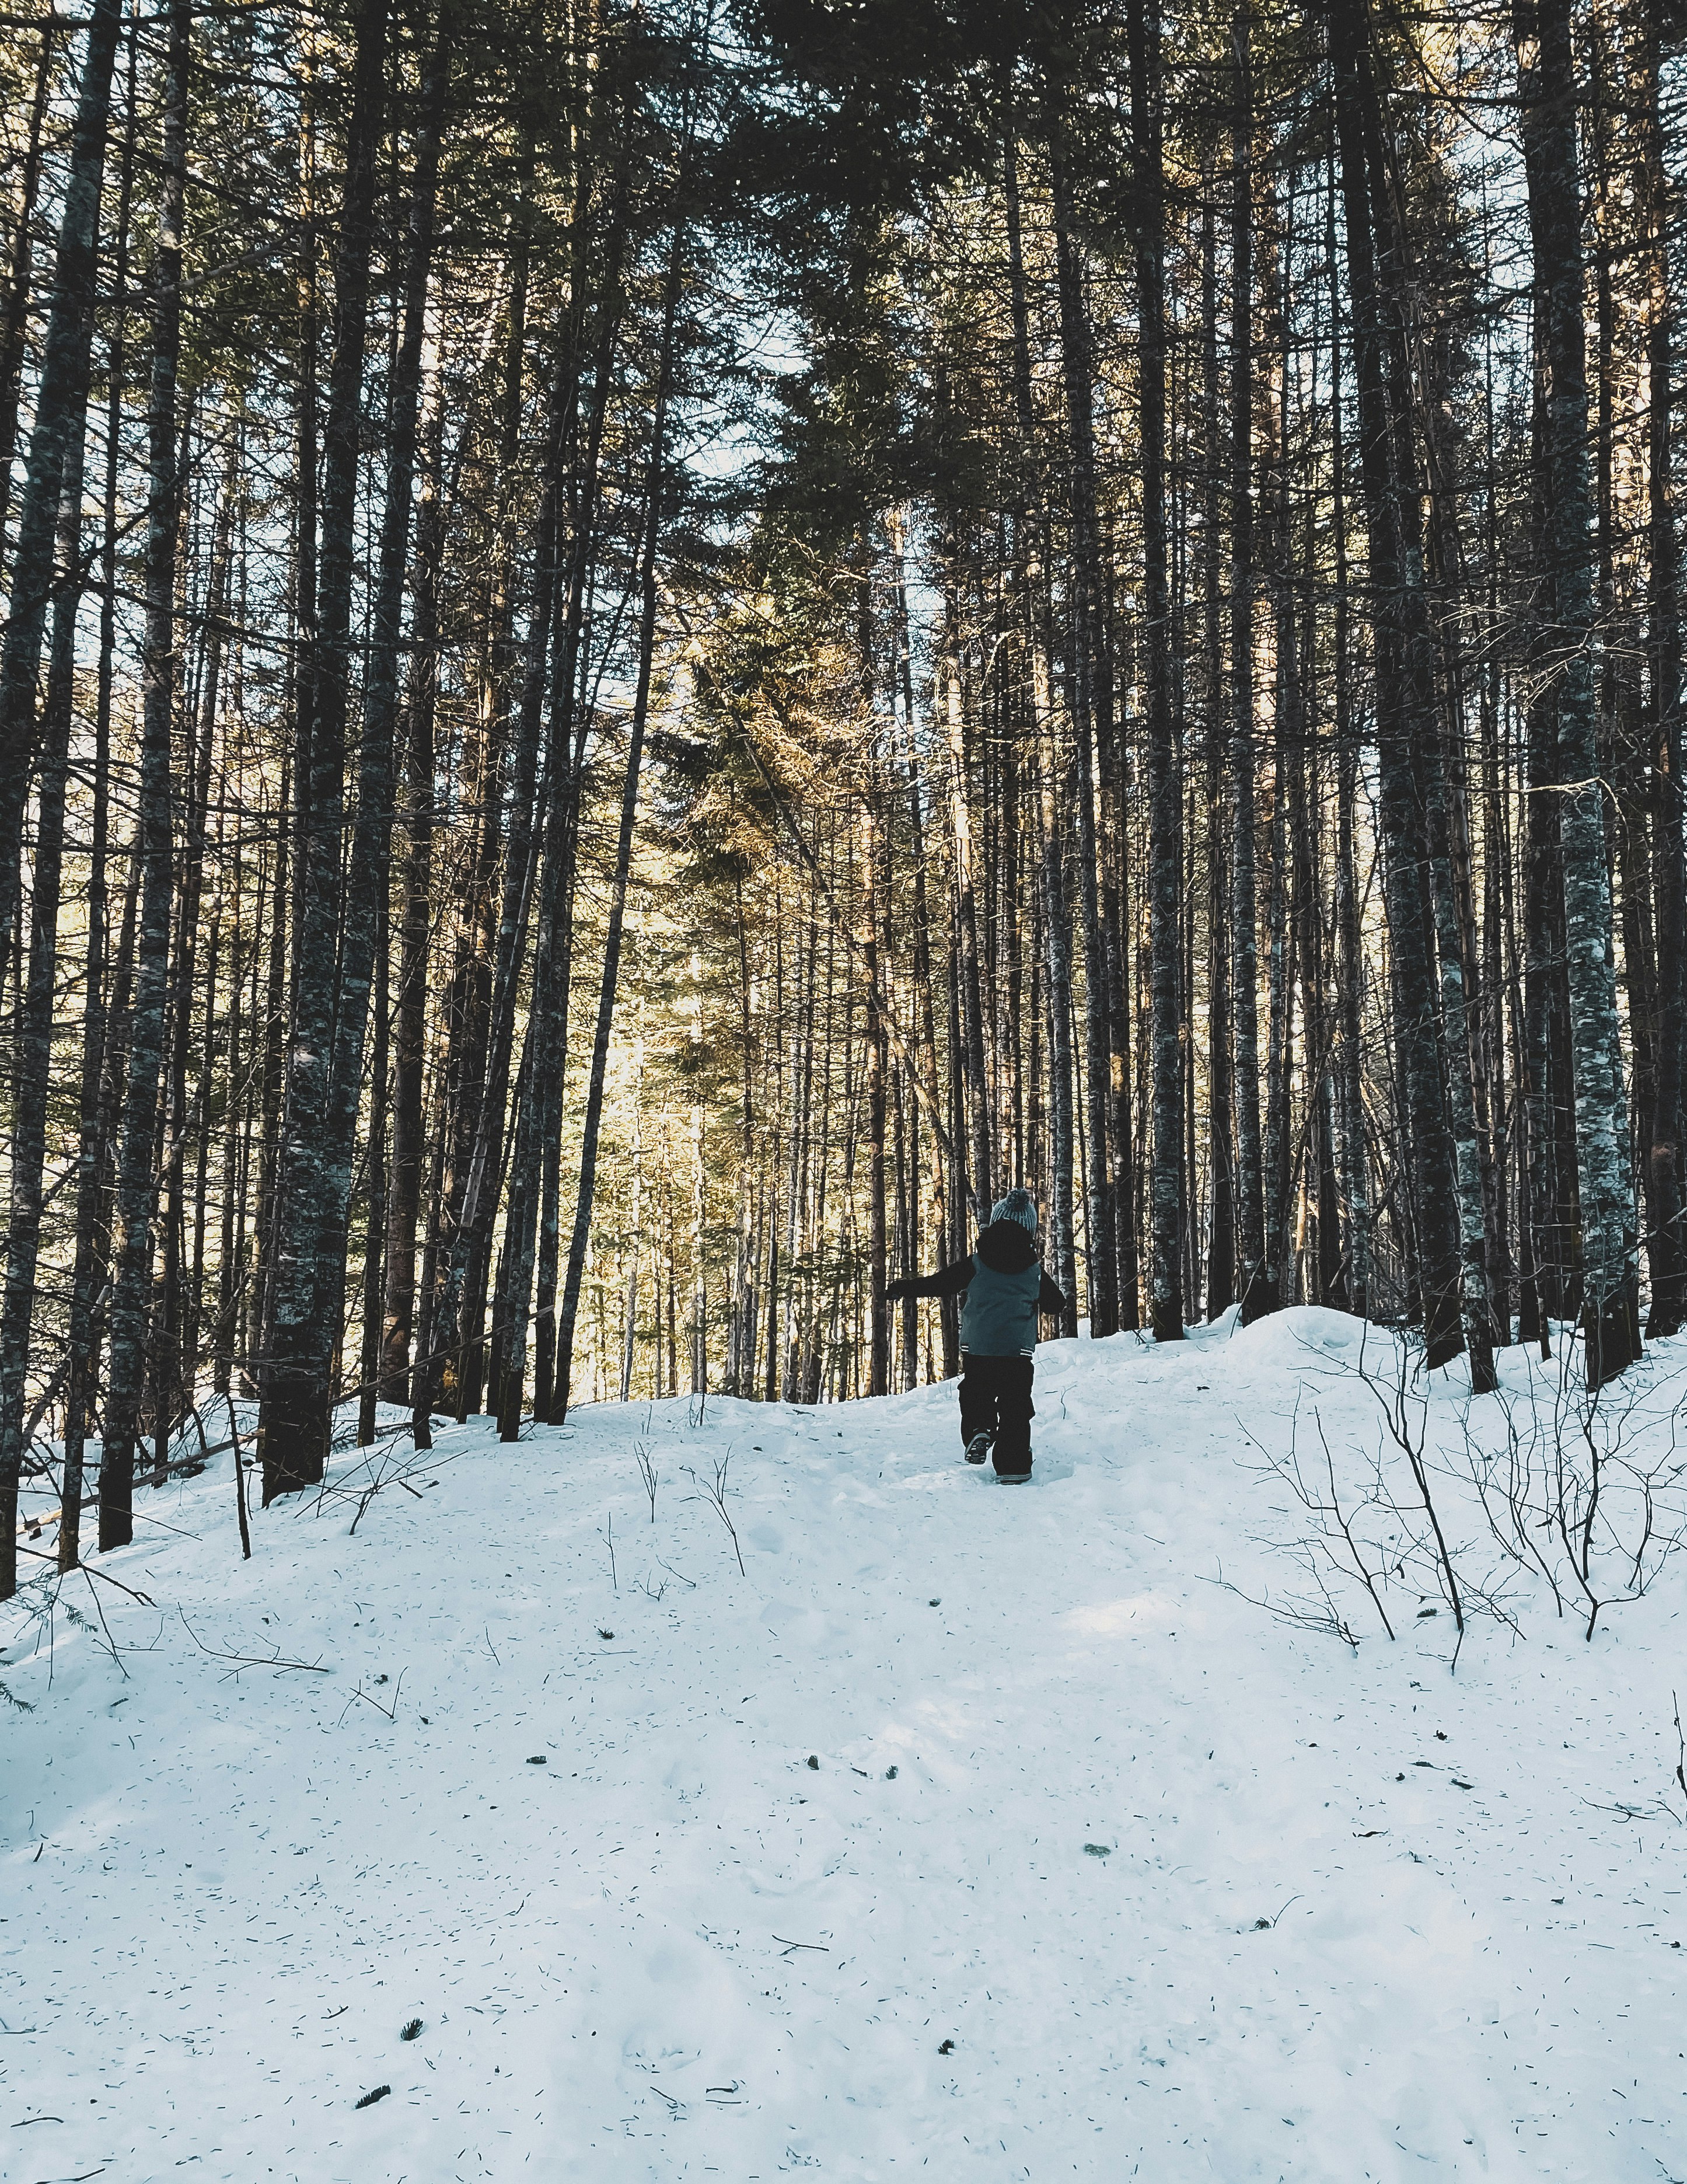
[178,1609,328,1678]
[16,1438,239,1537]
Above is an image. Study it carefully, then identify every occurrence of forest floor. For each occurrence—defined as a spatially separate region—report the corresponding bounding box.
[4,1307,1687,2182]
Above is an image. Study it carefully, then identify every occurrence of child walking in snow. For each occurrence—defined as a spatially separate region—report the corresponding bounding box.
[882,1188,1066,1481]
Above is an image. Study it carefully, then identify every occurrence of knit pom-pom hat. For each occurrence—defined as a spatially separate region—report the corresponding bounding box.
[991,1187,1038,1234]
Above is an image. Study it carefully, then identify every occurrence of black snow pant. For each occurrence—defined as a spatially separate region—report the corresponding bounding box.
[958,1354,1036,1477]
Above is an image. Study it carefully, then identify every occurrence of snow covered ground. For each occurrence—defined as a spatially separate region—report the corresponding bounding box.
[5,1309,1687,2183]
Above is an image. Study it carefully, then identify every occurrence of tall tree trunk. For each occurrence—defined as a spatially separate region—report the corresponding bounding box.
[860,542,890,1396]
[357,896,390,1446]
[498,126,630,1433]
[381,352,444,1398]
[59,66,137,1571]
[1045,76,1119,1337]
[259,0,392,1498]
[0,19,59,575]
[1001,87,1063,1308]
[1325,139,1367,1318]
[1514,0,1636,1384]
[445,335,562,1419]
[941,562,991,1214]
[1330,1,1464,1367]
[1372,140,1496,1388]
[0,0,123,971]
[893,524,938,1381]
[1521,434,1566,1354]
[375,33,450,1405]
[334,7,444,1432]
[0,284,94,1597]
[156,470,231,1470]
[1128,0,1182,1342]
[1640,8,1685,1339]
[1423,724,1500,1390]
[1037,733,1080,1331]
[1201,184,1236,1318]
[1229,6,1270,1324]
[99,0,190,1553]
[253,28,319,1389]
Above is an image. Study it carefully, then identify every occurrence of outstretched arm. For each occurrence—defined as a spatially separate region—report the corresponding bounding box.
[884,1256,974,1303]
[1038,1272,1066,1315]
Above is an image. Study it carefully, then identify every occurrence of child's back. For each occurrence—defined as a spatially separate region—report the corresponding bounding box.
[960,1216,1046,1359]
[883,1188,1066,1480]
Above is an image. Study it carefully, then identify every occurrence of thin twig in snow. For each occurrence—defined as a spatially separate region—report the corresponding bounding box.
[338,1670,404,1726]
[687,1449,745,1576]
[601,1509,618,1593]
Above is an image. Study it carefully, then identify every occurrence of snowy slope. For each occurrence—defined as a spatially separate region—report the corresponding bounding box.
[4,1311,1686,2183]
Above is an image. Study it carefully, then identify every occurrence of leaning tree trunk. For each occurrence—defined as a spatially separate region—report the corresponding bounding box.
[551,202,689,1425]
[1514,0,1636,1385]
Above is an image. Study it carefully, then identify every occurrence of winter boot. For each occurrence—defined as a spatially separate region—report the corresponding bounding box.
[964,1431,993,1466]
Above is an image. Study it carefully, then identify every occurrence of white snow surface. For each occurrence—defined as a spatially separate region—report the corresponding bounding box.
[5,1309,1687,2181]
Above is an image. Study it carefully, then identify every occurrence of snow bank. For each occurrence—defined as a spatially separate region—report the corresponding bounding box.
[4,1313,1686,2180]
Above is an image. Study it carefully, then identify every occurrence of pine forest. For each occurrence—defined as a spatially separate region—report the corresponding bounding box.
[4,0,1687,1599]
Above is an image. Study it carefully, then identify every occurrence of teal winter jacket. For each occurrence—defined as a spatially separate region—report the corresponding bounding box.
[883,1218,1067,1358]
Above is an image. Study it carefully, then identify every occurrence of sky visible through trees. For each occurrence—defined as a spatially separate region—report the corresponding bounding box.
[1,0,1685,1597]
